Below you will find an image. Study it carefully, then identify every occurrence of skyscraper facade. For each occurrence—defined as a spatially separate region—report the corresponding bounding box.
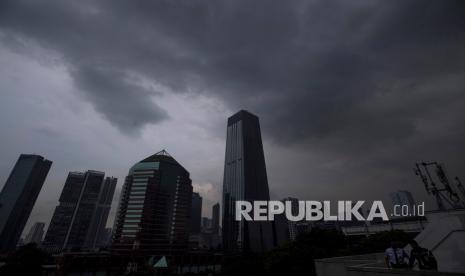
[190,192,202,234]
[24,222,45,245]
[222,110,275,253]
[212,203,220,236]
[0,154,52,252]
[84,177,117,249]
[42,171,85,252]
[112,150,193,256]
[42,171,116,252]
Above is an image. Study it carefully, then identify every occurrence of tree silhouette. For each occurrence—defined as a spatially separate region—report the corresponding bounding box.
[0,243,52,275]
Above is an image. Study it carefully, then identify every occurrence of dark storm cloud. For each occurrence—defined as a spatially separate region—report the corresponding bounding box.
[70,65,167,134]
[1,0,465,195]
[2,0,463,144]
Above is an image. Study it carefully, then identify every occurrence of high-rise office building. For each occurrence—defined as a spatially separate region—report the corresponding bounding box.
[42,171,116,252]
[84,177,117,249]
[212,203,220,236]
[0,154,52,252]
[112,150,193,256]
[24,222,45,245]
[222,110,275,253]
[390,190,416,209]
[190,192,202,234]
[42,171,85,252]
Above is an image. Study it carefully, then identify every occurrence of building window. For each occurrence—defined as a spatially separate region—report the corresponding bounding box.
[125,214,142,218]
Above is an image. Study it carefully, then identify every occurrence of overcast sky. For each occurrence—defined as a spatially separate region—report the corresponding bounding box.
[0,0,465,236]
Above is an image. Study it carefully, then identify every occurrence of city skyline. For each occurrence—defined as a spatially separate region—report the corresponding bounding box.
[1,0,465,244]
[0,1,465,274]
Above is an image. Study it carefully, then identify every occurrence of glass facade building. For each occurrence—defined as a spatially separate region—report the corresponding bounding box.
[84,176,118,249]
[112,150,193,256]
[0,154,52,253]
[222,110,275,253]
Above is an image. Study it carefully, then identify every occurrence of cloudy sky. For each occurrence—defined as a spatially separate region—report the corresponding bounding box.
[0,0,464,236]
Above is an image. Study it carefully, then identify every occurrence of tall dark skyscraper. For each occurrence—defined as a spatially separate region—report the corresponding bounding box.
[112,150,193,256]
[42,171,116,252]
[84,176,117,249]
[212,203,220,236]
[222,110,275,253]
[42,171,85,252]
[0,154,52,253]
[190,192,202,234]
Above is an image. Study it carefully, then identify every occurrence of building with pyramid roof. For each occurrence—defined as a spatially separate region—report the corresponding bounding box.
[112,150,193,256]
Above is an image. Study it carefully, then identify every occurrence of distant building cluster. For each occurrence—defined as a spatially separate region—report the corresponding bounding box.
[0,110,429,274]
[0,110,276,259]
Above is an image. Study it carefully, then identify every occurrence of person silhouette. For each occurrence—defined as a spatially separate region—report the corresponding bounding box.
[385,241,409,269]
[408,240,437,271]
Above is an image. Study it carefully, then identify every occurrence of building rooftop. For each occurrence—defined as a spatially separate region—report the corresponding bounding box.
[227,110,259,126]
[136,149,188,172]
[140,149,175,162]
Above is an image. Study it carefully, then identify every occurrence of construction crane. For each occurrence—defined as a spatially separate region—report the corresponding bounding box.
[414,162,464,210]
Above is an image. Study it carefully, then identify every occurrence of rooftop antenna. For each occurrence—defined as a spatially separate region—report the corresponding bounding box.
[155,149,172,157]
[414,162,463,210]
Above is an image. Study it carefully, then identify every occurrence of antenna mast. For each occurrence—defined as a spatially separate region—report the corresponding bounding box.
[414,161,464,210]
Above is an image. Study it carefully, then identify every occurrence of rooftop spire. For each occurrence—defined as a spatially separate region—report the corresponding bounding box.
[154,149,172,157]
